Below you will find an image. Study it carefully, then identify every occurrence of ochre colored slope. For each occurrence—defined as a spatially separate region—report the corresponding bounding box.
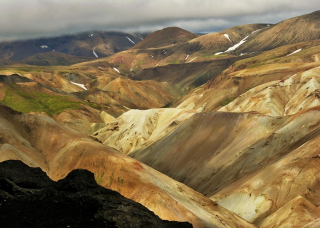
[219,66,320,116]
[257,196,320,228]
[211,113,320,226]
[101,77,183,109]
[133,56,250,91]
[133,27,198,49]
[0,78,108,134]
[235,10,320,54]
[93,108,197,154]
[174,40,320,112]
[123,106,320,227]
[130,111,285,194]
[189,24,267,53]
[71,24,268,83]
[21,51,93,66]
[0,104,255,228]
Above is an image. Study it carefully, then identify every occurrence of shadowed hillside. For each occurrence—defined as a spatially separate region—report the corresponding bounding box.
[0,160,192,228]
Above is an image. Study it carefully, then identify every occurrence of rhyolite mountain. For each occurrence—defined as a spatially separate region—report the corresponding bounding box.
[234,10,320,54]
[1,9,320,228]
[0,104,255,228]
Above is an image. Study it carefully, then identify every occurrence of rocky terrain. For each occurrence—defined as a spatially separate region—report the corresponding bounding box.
[0,160,192,228]
[0,104,255,228]
[1,10,320,228]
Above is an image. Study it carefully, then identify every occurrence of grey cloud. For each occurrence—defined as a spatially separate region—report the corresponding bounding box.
[0,0,319,41]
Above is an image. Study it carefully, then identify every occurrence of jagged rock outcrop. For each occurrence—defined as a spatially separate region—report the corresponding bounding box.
[0,160,192,228]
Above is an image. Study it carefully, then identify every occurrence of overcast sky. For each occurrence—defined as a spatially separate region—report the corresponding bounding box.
[0,0,319,41]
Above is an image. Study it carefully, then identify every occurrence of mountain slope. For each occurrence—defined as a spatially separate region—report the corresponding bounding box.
[212,114,320,226]
[75,24,267,76]
[0,160,192,228]
[0,31,145,60]
[132,55,251,91]
[94,108,197,155]
[99,77,183,109]
[0,104,255,228]
[219,66,320,116]
[174,40,320,112]
[187,23,267,54]
[126,107,320,227]
[235,10,320,54]
[132,27,198,49]
[21,51,94,66]
[0,75,110,134]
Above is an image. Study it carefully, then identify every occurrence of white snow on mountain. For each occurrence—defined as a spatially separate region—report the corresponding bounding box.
[215,29,261,54]
[287,48,302,56]
[224,34,232,43]
[93,50,98,58]
[126,36,136,45]
[113,67,120,73]
[188,56,198,63]
[70,81,87,90]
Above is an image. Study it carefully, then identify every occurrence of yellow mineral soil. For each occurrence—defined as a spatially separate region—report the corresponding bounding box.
[0,104,255,228]
[219,66,320,116]
[128,106,320,227]
[102,77,182,108]
[211,108,320,226]
[93,108,197,155]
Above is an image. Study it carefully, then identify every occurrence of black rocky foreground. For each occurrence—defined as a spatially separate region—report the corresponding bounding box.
[0,160,193,228]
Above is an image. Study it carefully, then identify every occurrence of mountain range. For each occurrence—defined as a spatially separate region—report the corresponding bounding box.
[1,10,320,228]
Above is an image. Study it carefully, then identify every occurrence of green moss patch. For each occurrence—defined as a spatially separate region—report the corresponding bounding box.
[219,97,235,106]
[1,84,83,116]
[168,60,181,64]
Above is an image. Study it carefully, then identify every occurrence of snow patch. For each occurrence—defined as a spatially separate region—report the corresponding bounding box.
[287,48,302,56]
[163,50,166,54]
[215,29,261,55]
[188,56,197,63]
[224,34,232,43]
[126,36,136,45]
[185,54,190,60]
[89,34,93,37]
[225,35,249,52]
[214,52,224,55]
[226,29,261,52]
[70,81,87,90]
[113,67,120,73]
[251,29,261,34]
[151,55,154,58]
[40,45,48,49]
[92,50,98,58]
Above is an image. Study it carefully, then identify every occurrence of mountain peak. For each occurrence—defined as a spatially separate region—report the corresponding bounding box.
[133,26,198,49]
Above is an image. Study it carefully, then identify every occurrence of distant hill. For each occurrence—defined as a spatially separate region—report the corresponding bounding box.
[0,31,146,60]
[235,10,320,53]
[132,27,198,49]
[21,51,94,66]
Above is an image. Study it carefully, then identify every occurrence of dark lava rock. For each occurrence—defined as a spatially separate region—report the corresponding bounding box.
[0,160,193,228]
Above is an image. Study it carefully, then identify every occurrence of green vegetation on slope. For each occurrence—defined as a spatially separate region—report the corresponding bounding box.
[219,97,235,106]
[1,84,83,116]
